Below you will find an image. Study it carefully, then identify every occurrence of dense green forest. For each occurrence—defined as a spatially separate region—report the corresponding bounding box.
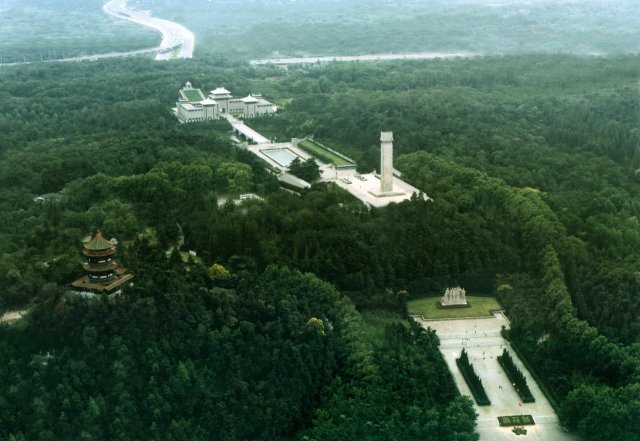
[134,0,640,57]
[4,0,640,63]
[1,54,640,440]
[253,55,640,344]
[0,262,473,440]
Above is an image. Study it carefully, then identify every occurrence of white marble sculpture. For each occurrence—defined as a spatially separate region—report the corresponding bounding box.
[441,286,468,306]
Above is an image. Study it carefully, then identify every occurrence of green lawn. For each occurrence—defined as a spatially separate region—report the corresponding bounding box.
[298,139,354,167]
[408,296,502,319]
[183,89,203,102]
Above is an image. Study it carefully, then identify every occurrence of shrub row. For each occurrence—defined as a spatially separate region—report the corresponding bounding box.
[456,349,491,406]
[501,332,558,411]
[498,349,535,403]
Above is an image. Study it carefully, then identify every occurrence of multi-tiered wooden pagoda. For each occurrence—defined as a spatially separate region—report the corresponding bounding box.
[70,229,133,295]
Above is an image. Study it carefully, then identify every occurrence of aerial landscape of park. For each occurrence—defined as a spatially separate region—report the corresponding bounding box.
[1,0,640,440]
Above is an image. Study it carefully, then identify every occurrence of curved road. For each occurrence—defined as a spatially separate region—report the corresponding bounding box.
[0,0,194,66]
[103,0,194,60]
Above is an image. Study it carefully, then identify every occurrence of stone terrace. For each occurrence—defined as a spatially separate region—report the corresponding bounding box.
[413,312,580,441]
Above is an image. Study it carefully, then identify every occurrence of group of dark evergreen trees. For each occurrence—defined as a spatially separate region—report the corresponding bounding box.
[287,157,321,182]
[0,54,639,440]
[456,350,490,406]
[497,349,534,403]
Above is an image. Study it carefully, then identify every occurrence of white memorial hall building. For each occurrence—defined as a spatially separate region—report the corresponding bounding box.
[174,82,277,123]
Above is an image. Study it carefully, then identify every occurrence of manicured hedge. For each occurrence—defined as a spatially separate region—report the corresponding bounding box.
[456,349,491,406]
[498,415,535,426]
[498,349,535,403]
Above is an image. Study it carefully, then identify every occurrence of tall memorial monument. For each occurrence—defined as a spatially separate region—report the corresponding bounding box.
[380,131,394,192]
[370,131,404,197]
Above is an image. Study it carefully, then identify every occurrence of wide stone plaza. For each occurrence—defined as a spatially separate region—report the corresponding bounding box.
[413,312,580,441]
[329,170,426,207]
[222,114,427,207]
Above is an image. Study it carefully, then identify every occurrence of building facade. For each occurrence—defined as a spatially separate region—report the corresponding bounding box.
[174,82,276,123]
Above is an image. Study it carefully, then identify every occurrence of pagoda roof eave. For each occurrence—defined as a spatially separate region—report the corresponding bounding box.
[82,247,115,258]
[83,230,115,251]
[70,272,133,294]
[82,261,118,272]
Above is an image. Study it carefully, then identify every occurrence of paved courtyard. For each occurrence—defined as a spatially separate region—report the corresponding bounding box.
[413,312,580,441]
[328,171,428,207]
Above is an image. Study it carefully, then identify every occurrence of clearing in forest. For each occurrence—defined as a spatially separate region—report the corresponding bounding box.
[413,313,580,441]
[408,295,502,319]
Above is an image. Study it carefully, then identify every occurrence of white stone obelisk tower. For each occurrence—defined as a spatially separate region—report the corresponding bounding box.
[380,131,394,193]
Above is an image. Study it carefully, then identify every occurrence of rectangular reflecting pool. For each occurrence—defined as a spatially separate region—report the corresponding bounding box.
[262,148,301,167]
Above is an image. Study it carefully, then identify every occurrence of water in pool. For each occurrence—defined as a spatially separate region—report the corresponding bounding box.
[263,149,300,167]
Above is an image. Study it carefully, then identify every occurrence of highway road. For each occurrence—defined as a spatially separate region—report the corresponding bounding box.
[1,0,195,66]
[250,51,479,65]
[103,0,194,60]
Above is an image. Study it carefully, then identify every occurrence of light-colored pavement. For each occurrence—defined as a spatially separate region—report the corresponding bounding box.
[414,312,580,441]
[248,142,313,189]
[224,115,312,189]
[103,0,194,60]
[224,114,271,144]
[328,170,428,208]
[224,115,428,205]
[250,51,480,65]
[0,309,29,323]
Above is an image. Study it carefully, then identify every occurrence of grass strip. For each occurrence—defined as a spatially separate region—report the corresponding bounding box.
[408,295,502,319]
[298,140,353,166]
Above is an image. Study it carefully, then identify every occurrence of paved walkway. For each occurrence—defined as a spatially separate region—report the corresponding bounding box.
[328,171,428,208]
[414,312,580,441]
[224,114,270,144]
